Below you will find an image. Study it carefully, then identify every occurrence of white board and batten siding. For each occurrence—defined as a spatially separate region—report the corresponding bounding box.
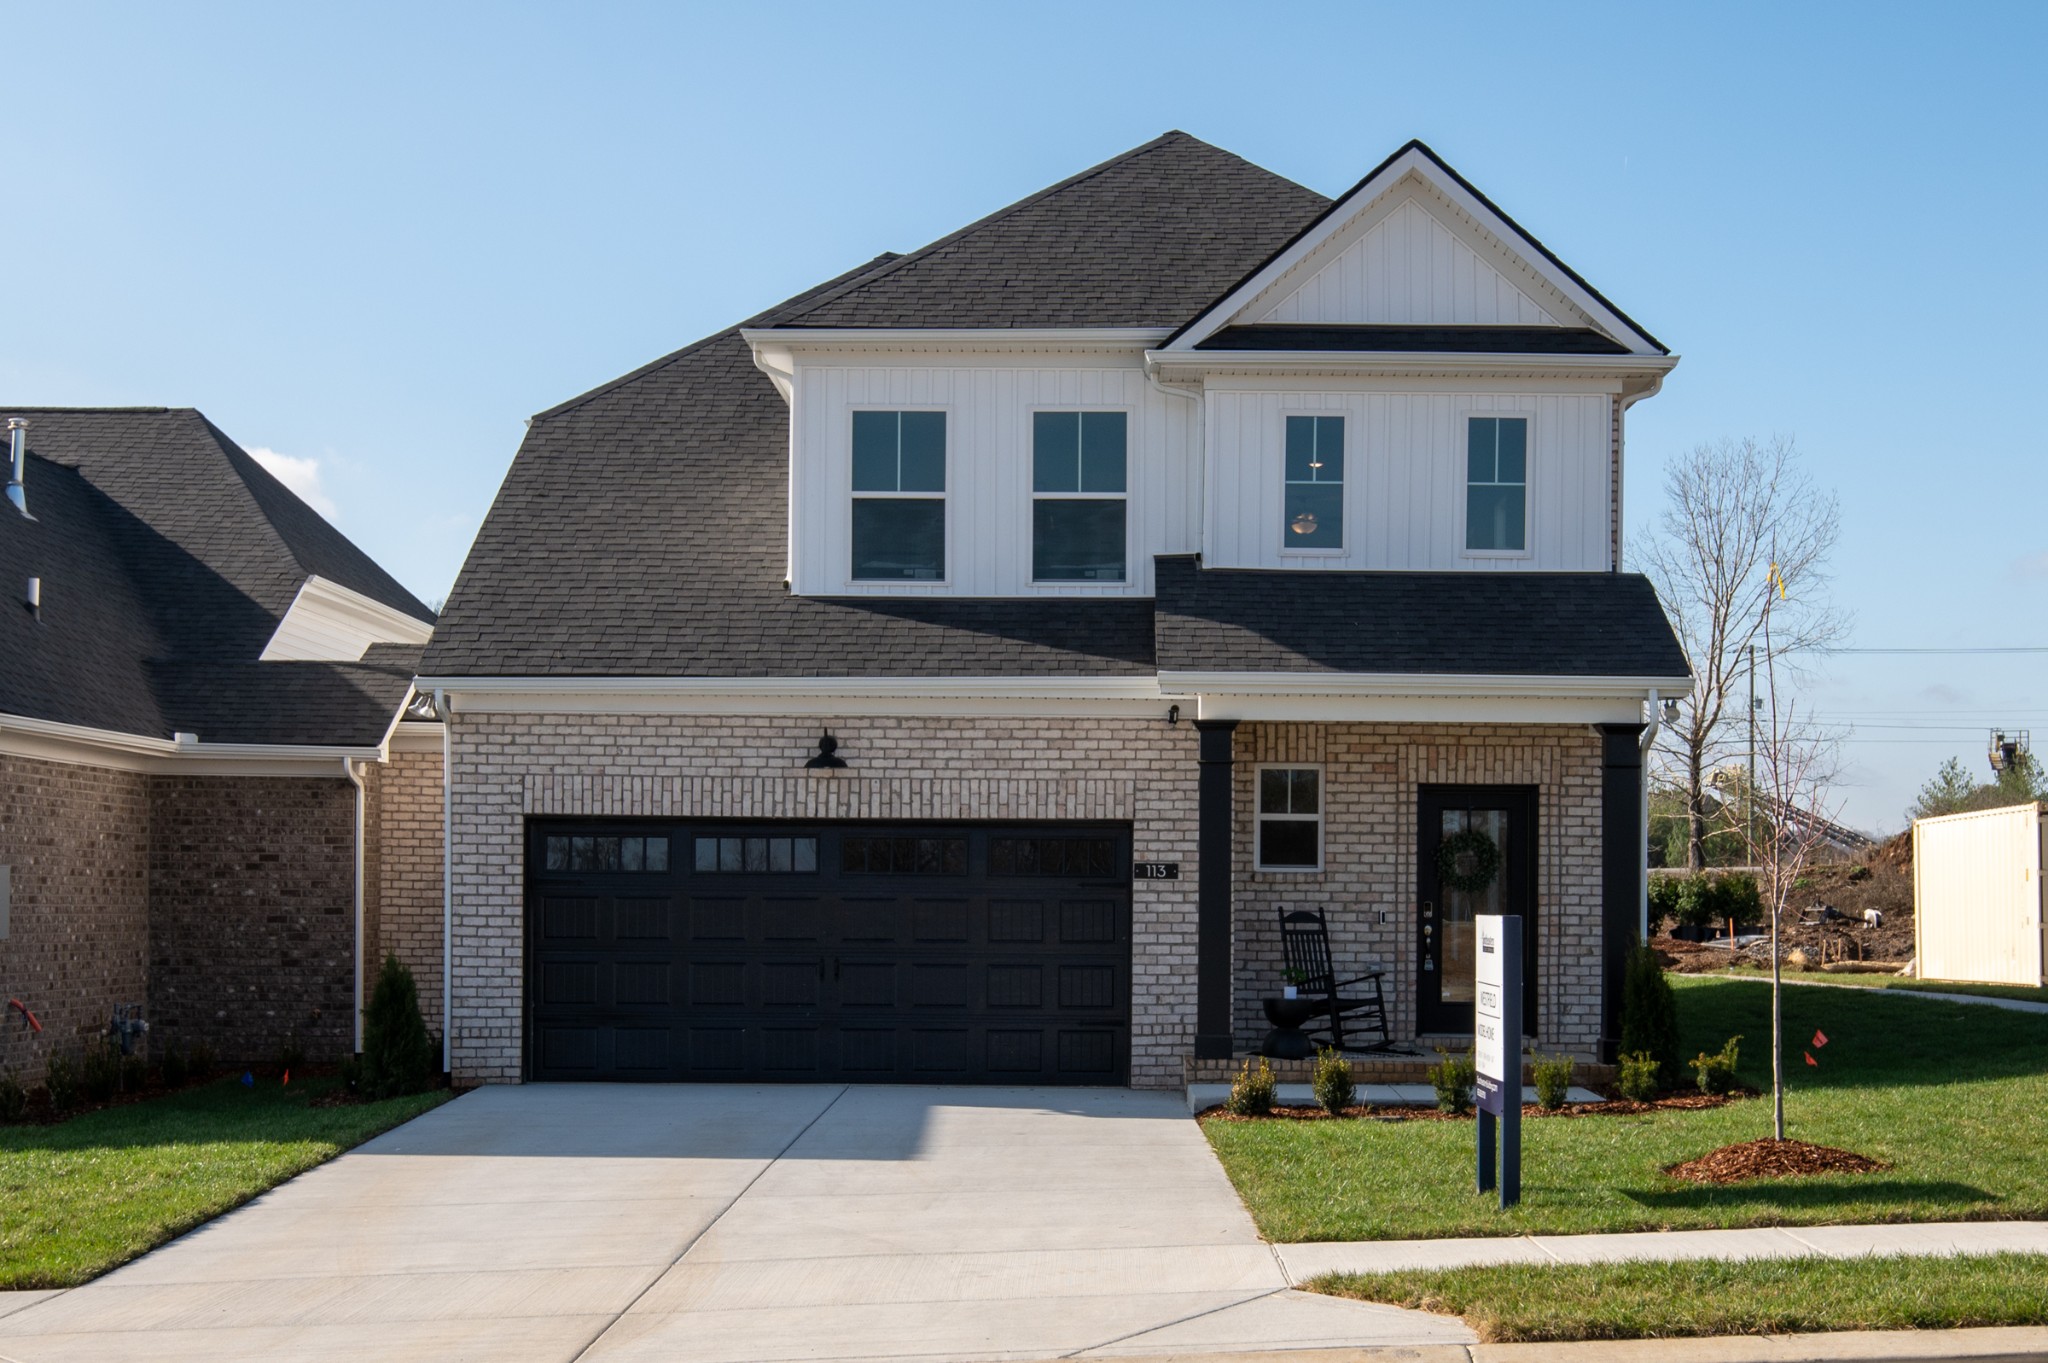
[787,355,1199,597]
[1202,388,1615,572]
[1913,802,2046,987]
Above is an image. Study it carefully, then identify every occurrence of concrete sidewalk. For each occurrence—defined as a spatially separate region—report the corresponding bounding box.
[1275,1219,2048,1279]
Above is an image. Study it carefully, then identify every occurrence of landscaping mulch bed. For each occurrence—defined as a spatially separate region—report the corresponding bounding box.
[1665,1137,1889,1184]
[1200,1091,1749,1123]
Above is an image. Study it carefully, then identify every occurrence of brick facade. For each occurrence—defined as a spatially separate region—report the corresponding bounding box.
[364,747,446,1036]
[147,775,357,1065]
[445,712,1611,1089]
[0,754,151,1087]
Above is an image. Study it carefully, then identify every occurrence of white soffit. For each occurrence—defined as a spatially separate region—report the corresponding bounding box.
[260,575,435,663]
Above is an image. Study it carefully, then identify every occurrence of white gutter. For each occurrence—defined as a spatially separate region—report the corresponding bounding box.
[436,688,452,1076]
[1143,368,1205,579]
[1158,670,1695,699]
[1145,349,1681,380]
[740,326,1170,350]
[1637,690,1666,940]
[0,711,385,763]
[341,757,368,1053]
[415,675,1169,701]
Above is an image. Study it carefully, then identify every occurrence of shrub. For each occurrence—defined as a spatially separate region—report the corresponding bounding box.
[1648,875,1684,930]
[120,1053,148,1094]
[187,1040,217,1079]
[158,1043,189,1090]
[0,1070,26,1123]
[362,955,438,1100]
[1616,1050,1661,1103]
[1532,1052,1575,1110]
[1312,1047,1355,1115]
[1428,1048,1475,1114]
[81,1040,122,1103]
[1720,872,1764,929]
[1618,940,1681,1086]
[1224,1057,1276,1116]
[338,1055,364,1094]
[44,1053,80,1112]
[1689,1034,1743,1095]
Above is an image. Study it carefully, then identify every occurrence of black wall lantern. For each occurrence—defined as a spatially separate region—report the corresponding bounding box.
[804,732,847,769]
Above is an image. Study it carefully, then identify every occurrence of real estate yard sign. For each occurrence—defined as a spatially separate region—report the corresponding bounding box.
[1474,913,1522,1208]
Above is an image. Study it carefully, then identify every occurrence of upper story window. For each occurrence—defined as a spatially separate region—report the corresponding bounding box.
[851,410,946,580]
[1283,415,1344,551]
[1466,416,1528,553]
[1032,411,1127,582]
[1256,766,1323,871]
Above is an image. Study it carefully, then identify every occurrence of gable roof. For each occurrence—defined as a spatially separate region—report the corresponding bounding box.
[0,407,427,746]
[1164,140,1667,355]
[768,132,1330,329]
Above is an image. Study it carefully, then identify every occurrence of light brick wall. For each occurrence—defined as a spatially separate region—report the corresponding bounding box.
[447,714,1201,1087]
[368,747,445,1037]
[1230,723,1606,1053]
[0,754,151,1087]
[444,712,1612,1088]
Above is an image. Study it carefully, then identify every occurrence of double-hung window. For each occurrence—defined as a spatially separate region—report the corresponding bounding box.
[1032,411,1127,582]
[1283,415,1344,551]
[1465,416,1528,553]
[1255,766,1323,871]
[851,410,946,580]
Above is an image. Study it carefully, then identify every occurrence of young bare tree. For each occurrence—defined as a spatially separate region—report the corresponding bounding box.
[1634,437,1847,871]
[1753,570,1847,1141]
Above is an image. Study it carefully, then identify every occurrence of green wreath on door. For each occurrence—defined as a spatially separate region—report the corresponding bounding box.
[1436,828,1501,894]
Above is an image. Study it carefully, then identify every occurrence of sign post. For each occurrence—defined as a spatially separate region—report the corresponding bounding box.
[1473,913,1523,1209]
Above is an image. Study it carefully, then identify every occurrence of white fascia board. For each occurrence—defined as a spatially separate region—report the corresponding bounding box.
[1158,670,1694,699]
[388,722,447,753]
[1145,350,1679,386]
[419,674,1170,717]
[740,327,1171,352]
[0,711,386,775]
[1192,693,1650,725]
[260,574,436,662]
[1167,148,1663,356]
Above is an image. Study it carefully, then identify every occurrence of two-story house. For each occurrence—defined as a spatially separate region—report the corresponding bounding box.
[419,134,1690,1089]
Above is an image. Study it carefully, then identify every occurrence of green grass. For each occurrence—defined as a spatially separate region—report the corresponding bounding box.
[1716,966,2048,1005]
[1313,1253,2048,1342]
[1202,975,2048,1241]
[0,1076,450,1288]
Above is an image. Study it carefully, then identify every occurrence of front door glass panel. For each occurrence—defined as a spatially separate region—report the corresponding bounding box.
[1435,808,1507,1004]
[1417,787,1535,1035]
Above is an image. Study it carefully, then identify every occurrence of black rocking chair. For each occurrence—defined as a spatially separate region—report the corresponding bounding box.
[1277,907,1394,1053]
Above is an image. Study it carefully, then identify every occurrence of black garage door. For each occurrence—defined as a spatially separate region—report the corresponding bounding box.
[525,821,1132,1084]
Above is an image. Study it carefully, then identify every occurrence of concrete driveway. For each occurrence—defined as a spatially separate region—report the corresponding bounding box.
[0,1084,1470,1362]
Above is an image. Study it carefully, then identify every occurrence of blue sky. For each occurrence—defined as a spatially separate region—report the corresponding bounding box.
[3,2,2042,831]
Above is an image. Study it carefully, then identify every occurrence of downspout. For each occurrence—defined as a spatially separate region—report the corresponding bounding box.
[436,688,452,1075]
[1637,690,1664,939]
[341,757,367,1053]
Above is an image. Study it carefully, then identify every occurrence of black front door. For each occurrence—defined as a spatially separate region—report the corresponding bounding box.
[1416,786,1537,1035]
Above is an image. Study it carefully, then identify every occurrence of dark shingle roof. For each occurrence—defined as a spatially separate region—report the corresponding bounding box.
[0,408,427,745]
[1153,556,1689,678]
[1197,325,1630,355]
[771,132,1329,329]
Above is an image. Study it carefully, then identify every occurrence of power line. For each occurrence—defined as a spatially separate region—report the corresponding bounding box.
[1817,646,2048,655]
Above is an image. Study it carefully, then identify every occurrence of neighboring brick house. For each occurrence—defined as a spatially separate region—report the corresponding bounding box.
[0,407,443,1085]
[408,134,1693,1091]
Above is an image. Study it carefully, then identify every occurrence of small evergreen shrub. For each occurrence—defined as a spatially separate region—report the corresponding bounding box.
[1428,1048,1475,1114]
[1648,875,1684,930]
[81,1040,122,1103]
[1618,940,1682,1087]
[0,1070,26,1123]
[1532,1052,1575,1110]
[44,1053,80,1112]
[187,1040,217,1078]
[1615,1050,1661,1103]
[1311,1047,1355,1115]
[1689,1034,1743,1095]
[1224,1057,1276,1116]
[362,955,438,1099]
[158,1044,189,1089]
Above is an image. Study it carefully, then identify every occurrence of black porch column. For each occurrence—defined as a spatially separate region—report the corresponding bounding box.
[1194,719,1239,1060]
[1598,723,1646,1058]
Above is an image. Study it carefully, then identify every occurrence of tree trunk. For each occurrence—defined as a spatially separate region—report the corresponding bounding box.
[1686,744,1708,872]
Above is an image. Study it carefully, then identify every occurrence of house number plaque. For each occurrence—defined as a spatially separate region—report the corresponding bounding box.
[1132,862,1181,880]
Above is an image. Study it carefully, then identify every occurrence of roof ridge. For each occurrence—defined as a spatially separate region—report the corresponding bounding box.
[0,405,180,414]
[769,131,1221,326]
[529,251,905,424]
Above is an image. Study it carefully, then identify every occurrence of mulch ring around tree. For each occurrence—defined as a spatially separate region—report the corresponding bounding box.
[1199,1090,1753,1122]
[1665,1137,1890,1183]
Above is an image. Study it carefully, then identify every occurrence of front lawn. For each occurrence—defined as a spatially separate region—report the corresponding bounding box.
[1202,975,2048,1241]
[0,1075,450,1288]
[1716,966,2048,1006]
[1313,1252,2048,1342]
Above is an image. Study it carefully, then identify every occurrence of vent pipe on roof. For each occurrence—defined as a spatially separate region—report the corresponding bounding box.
[5,418,31,520]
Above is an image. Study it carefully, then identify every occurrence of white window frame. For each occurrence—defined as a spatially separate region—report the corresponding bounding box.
[848,405,951,586]
[1460,412,1533,560]
[1279,412,1348,558]
[1027,405,1132,587]
[1254,763,1325,873]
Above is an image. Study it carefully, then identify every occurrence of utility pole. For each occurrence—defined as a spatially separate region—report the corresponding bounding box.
[1747,643,1758,869]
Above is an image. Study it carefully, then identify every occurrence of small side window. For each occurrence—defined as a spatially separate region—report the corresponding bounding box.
[852,410,946,580]
[1466,416,1528,552]
[1255,767,1322,871]
[1283,416,1344,551]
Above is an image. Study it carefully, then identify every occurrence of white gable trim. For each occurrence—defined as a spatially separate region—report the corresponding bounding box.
[1166,146,1663,356]
[260,574,435,663]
